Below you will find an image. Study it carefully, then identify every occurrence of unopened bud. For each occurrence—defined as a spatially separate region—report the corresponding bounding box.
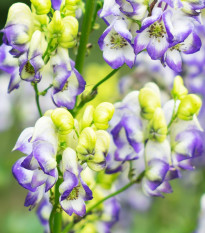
[80,105,94,129]
[87,130,110,172]
[93,102,115,130]
[177,94,202,121]
[76,127,96,160]
[48,11,64,36]
[139,87,161,120]
[51,108,74,134]
[148,108,167,142]
[59,16,79,48]
[171,76,188,100]
[31,0,51,15]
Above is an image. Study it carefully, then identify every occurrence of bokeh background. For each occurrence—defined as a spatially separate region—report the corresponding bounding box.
[0,1,205,233]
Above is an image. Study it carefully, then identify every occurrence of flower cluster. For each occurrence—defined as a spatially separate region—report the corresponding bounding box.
[99,0,204,72]
[12,103,114,217]
[107,76,204,196]
[0,0,85,109]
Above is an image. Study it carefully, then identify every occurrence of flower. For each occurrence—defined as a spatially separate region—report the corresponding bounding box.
[59,148,93,216]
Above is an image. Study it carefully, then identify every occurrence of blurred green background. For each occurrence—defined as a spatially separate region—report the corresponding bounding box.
[0,1,205,233]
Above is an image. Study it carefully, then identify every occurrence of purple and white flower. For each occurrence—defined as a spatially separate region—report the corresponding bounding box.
[99,18,135,69]
[59,148,93,217]
[51,47,86,109]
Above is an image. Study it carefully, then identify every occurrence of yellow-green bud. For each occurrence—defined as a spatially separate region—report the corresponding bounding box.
[51,108,74,135]
[80,105,94,129]
[171,76,188,100]
[177,94,202,121]
[93,102,115,130]
[48,11,65,36]
[87,130,110,172]
[60,0,81,17]
[59,16,79,48]
[76,127,96,160]
[148,108,167,142]
[30,0,51,15]
[138,87,161,120]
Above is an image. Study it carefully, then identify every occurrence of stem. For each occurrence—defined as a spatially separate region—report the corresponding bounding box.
[75,0,96,73]
[61,171,145,233]
[148,0,158,16]
[49,178,62,233]
[91,68,120,91]
[39,84,53,96]
[72,68,120,117]
[33,83,43,117]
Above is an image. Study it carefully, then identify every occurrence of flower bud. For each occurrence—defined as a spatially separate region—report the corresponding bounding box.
[148,108,167,142]
[138,87,161,120]
[51,108,74,134]
[61,0,81,17]
[93,102,115,130]
[171,76,188,100]
[87,130,110,172]
[80,105,94,129]
[59,16,79,48]
[76,127,96,161]
[30,0,51,15]
[48,11,65,37]
[177,94,202,121]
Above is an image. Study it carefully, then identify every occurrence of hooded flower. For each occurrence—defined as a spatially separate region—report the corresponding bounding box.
[99,17,135,69]
[59,148,93,216]
[19,30,47,82]
[51,47,86,109]
[134,7,170,60]
[2,3,34,56]
[12,127,58,209]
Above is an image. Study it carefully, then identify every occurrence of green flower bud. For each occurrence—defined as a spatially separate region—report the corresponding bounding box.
[51,108,74,134]
[148,108,167,142]
[80,105,94,130]
[93,102,115,130]
[59,16,78,48]
[171,75,188,100]
[138,87,161,120]
[87,130,110,172]
[48,11,65,37]
[60,0,81,17]
[76,127,96,161]
[177,94,202,121]
[31,0,51,15]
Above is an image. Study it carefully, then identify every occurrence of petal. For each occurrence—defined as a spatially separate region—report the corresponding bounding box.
[13,127,34,154]
[24,185,45,210]
[31,116,58,152]
[165,49,182,72]
[60,198,86,217]
[147,37,169,60]
[12,157,36,192]
[62,148,78,175]
[33,140,57,175]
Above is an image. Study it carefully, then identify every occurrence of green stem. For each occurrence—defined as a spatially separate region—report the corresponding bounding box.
[75,0,96,73]
[49,178,62,233]
[72,68,120,117]
[39,84,53,96]
[61,171,145,233]
[33,83,43,117]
